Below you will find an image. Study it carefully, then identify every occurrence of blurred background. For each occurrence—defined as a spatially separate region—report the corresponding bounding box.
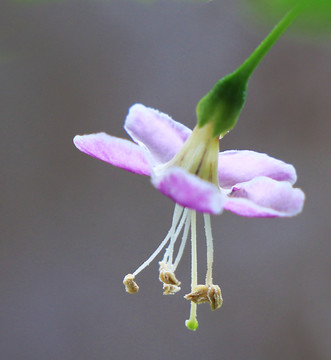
[1,1,330,359]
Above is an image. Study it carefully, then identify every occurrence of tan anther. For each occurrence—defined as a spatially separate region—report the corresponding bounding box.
[184,285,209,304]
[163,284,181,295]
[185,284,223,311]
[207,284,223,311]
[159,270,181,286]
[159,262,181,286]
[123,274,139,294]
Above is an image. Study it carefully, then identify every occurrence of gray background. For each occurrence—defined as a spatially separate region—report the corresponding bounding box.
[1,1,330,359]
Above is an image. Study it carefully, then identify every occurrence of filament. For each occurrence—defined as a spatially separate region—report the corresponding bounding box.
[173,213,191,271]
[204,213,214,286]
[164,207,188,266]
[186,210,198,331]
[132,204,183,276]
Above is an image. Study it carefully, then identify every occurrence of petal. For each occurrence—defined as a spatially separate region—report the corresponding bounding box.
[151,167,225,215]
[73,132,151,175]
[224,176,305,217]
[218,150,297,188]
[124,103,192,164]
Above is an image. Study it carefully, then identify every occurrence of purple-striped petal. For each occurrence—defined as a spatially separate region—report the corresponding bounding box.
[73,132,150,175]
[124,104,192,164]
[218,150,297,188]
[224,176,305,217]
[151,167,225,215]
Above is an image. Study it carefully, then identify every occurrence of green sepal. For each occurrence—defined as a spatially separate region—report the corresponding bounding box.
[196,71,248,137]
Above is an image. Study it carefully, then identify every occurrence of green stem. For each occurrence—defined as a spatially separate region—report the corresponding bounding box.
[236,2,307,80]
[196,1,308,136]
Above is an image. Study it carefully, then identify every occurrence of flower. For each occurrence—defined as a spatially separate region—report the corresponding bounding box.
[73,103,305,330]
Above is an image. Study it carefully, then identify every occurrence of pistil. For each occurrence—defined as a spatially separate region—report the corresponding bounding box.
[185,210,199,331]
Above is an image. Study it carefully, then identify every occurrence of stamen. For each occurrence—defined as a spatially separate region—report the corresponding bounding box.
[185,210,199,331]
[163,207,188,266]
[185,285,209,304]
[131,204,184,277]
[207,284,223,311]
[159,262,181,286]
[185,284,223,311]
[172,213,191,271]
[190,211,198,289]
[204,213,214,286]
[162,284,181,295]
[123,274,139,294]
[159,207,190,294]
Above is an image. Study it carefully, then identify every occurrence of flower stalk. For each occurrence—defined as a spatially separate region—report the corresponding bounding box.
[197,2,308,137]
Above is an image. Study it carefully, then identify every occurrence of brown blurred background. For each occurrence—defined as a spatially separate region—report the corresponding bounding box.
[1,1,330,359]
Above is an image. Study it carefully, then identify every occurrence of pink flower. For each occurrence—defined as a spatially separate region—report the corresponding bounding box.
[73,103,305,330]
[74,103,304,218]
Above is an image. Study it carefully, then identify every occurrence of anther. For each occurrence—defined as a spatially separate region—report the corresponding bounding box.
[184,285,209,304]
[123,274,139,294]
[184,284,223,311]
[207,284,223,311]
[159,262,181,286]
[163,284,181,295]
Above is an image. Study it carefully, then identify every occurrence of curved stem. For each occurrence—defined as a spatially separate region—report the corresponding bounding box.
[236,2,307,80]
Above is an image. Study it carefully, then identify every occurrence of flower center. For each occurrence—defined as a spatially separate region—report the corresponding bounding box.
[155,121,220,186]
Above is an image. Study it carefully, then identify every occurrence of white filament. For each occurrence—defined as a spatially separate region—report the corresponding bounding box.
[132,204,184,276]
[173,213,191,271]
[163,207,188,266]
[204,213,214,286]
[188,210,198,324]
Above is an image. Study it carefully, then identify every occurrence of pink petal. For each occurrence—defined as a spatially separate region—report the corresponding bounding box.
[151,167,225,215]
[73,132,150,175]
[124,104,192,164]
[218,150,297,188]
[224,176,305,217]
